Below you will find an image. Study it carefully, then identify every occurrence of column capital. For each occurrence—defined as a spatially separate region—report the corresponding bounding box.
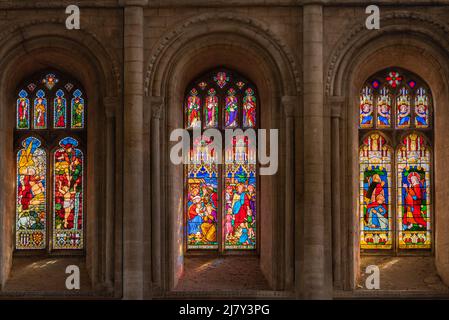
[119,0,148,7]
[282,96,297,118]
[150,96,164,120]
[103,96,119,119]
[327,95,345,119]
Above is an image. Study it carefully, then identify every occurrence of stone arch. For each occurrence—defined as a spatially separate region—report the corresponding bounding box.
[0,21,122,296]
[326,12,449,291]
[145,12,301,97]
[144,12,300,294]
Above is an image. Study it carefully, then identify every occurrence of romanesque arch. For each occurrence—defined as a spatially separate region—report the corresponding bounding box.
[0,20,122,296]
[326,12,449,291]
[144,12,301,296]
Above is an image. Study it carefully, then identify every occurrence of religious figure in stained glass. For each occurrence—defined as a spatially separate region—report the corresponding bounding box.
[397,133,431,249]
[53,137,84,249]
[243,88,256,128]
[225,88,239,128]
[54,89,67,128]
[16,137,46,249]
[415,88,430,128]
[396,87,411,128]
[187,137,218,249]
[359,86,374,128]
[71,89,85,129]
[204,88,218,128]
[376,87,391,128]
[17,90,30,129]
[359,133,392,249]
[34,90,47,129]
[186,88,201,129]
[225,137,256,249]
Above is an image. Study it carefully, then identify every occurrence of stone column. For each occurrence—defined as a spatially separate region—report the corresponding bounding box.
[121,0,147,299]
[282,96,296,290]
[329,96,344,289]
[104,96,118,292]
[302,4,329,299]
[150,97,163,290]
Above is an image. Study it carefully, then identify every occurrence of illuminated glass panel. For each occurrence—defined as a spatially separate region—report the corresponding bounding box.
[396,87,411,128]
[359,133,392,249]
[225,88,239,128]
[204,88,218,128]
[53,137,84,249]
[376,87,392,128]
[397,133,431,249]
[186,137,218,249]
[415,87,430,128]
[359,86,374,129]
[16,137,47,249]
[186,88,201,129]
[71,89,85,129]
[17,90,30,129]
[54,89,67,128]
[34,89,47,129]
[224,136,257,250]
[243,88,256,128]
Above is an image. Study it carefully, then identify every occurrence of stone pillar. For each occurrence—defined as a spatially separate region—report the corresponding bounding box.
[104,96,118,292]
[282,96,296,290]
[121,0,147,299]
[150,97,163,290]
[302,4,329,299]
[329,96,344,289]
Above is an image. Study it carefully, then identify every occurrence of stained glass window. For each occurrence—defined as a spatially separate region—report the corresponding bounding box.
[14,70,86,251]
[16,137,47,249]
[359,86,374,128]
[34,90,47,129]
[359,133,392,249]
[54,89,67,128]
[359,68,433,252]
[187,137,218,249]
[204,89,218,128]
[396,87,411,128]
[243,88,257,128]
[397,134,431,249]
[225,136,256,249]
[186,88,201,129]
[184,69,258,252]
[376,87,392,128]
[17,90,30,129]
[225,88,239,128]
[415,88,430,128]
[53,137,84,249]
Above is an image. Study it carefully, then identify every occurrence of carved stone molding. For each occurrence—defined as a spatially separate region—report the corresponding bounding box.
[150,96,164,120]
[0,19,122,95]
[325,11,449,96]
[327,96,344,119]
[144,12,301,96]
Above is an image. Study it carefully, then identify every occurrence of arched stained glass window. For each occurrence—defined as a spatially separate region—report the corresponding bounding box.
[15,70,86,251]
[184,68,258,252]
[359,68,432,252]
